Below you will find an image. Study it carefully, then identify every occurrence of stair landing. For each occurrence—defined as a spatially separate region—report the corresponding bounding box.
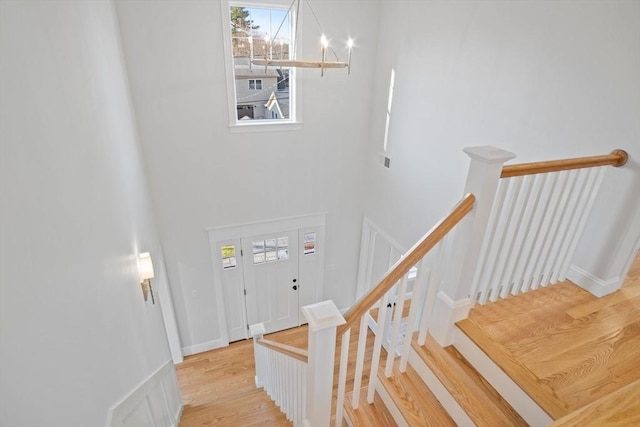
[456,252,640,421]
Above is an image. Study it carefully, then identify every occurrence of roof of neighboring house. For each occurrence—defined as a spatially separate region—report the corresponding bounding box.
[234,57,279,79]
[262,89,290,118]
[264,92,284,119]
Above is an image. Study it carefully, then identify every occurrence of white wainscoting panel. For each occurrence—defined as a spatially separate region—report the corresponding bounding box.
[107,361,183,427]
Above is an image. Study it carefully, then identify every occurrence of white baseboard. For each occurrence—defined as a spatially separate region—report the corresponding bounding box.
[567,264,621,297]
[429,292,473,346]
[106,360,183,427]
[181,338,225,356]
[453,328,552,427]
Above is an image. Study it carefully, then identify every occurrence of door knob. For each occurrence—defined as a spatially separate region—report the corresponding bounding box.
[292,285,298,290]
[292,279,297,283]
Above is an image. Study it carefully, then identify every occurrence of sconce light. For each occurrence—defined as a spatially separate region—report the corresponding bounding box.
[139,252,155,304]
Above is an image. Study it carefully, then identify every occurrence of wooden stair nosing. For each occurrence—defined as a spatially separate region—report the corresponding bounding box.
[377,361,456,426]
[412,334,528,427]
[456,317,570,419]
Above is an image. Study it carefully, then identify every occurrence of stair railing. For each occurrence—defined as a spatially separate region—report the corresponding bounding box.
[251,300,346,427]
[251,147,629,427]
[250,324,308,426]
[333,193,476,425]
[470,149,628,304]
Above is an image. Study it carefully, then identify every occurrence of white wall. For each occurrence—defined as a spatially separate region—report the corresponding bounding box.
[114,0,381,350]
[363,1,639,281]
[0,1,178,425]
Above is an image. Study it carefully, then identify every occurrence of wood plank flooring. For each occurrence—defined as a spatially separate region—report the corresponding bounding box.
[176,252,639,425]
[176,334,292,426]
[176,320,378,426]
[458,251,640,420]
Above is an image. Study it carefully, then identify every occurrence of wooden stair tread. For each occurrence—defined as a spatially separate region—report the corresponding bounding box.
[377,361,456,426]
[549,378,640,427]
[457,317,570,419]
[343,387,396,426]
[412,334,528,427]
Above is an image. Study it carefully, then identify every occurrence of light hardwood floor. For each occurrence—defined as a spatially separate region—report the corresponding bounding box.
[176,334,292,426]
[459,251,640,420]
[177,253,639,425]
[176,320,377,426]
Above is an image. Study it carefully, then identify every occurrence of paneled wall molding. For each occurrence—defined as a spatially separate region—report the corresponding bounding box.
[106,361,182,427]
[355,216,407,299]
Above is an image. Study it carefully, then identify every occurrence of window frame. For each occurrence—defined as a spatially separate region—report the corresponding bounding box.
[248,79,263,90]
[221,0,303,133]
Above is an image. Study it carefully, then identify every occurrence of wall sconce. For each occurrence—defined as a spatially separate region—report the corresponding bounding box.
[139,252,155,304]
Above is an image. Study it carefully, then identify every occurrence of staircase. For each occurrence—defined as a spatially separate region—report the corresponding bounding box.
[248,147,636,426]
[343,332,528,426]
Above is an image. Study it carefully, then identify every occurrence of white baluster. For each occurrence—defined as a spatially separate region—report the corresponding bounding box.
[476,178,509,304]
[498,175,534,298]
[502,174,536,296]
[521,173,559,292]
[335,329,351,426]
[250,323,266,388]
[559,167,606,280]
[367,291,391,403]
[545,170,582,284]
[418,243,440,346]
[494,176,526,299]
[530,171,569,289]
[385,274,408,377]
[351,315,369,408]
[550,169,588,283]
[487,177,521,302]
[539,171,577,286]
[400,260,429,371]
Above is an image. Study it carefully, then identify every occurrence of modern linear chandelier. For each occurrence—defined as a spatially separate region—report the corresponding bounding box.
[240,0,353,76]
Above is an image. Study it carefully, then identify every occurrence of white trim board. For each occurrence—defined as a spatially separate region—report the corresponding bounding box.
[106,360,182,427]
[182,338,226,357]
[567,264,622,297]
[355,216,407,299]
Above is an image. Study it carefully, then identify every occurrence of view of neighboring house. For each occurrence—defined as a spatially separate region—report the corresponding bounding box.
[234,57,289,120]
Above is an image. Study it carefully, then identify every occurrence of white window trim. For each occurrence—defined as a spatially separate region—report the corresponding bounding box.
[248,79,262,90]
[220,0,304,133]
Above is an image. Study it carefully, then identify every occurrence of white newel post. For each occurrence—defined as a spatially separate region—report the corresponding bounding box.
[431,146,516,346]
[250,323,266,388]
[301,300,346,427]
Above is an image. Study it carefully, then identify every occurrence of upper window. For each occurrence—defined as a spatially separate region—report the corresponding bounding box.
[248,79,262,90]
[224,1,297,128]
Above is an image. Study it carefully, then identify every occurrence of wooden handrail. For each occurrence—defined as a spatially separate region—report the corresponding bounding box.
[338,193,476,335]
[501,149,628,178]
[257,338,309,363]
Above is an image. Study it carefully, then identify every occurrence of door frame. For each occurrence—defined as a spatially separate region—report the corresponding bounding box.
[207,213,326,346]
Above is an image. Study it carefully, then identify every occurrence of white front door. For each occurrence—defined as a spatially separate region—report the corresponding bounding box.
[241,230,300,334]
